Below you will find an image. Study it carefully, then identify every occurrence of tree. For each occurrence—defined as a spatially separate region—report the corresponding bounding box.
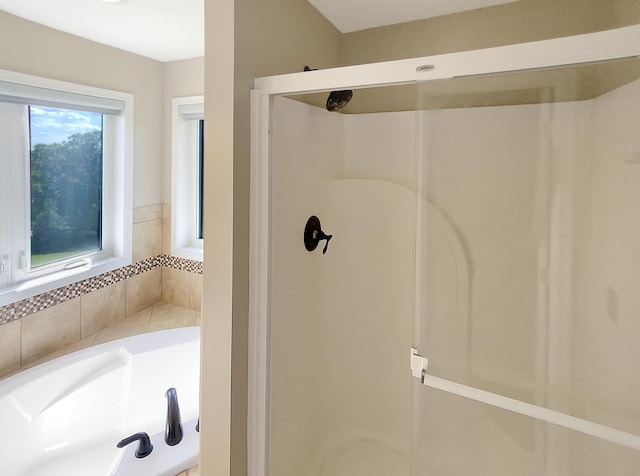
[30,130,103,257]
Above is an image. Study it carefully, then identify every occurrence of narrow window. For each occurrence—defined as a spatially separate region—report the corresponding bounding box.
[171,95,204,261]
[197,118,204,240]
[29,106,104,268]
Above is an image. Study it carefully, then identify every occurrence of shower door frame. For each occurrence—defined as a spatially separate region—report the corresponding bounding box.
[248,25,640,476]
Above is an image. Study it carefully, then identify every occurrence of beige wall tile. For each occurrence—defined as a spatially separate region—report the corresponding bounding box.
[80,281,125,337]
[1,261,202,377]
[162,267,190,308]
[133,204,163,224]
[162,203,171,219]
[21,299,81,366]
[189,273,203,312]
[11,300,195,374]
[27,333,97,368]
[93,307,152,345]
[149,315,196,332]
[187,466,200,476]
[126,268,162,316]
[0,319,21,379]
[149,302,197,331]
[132,219,162,262]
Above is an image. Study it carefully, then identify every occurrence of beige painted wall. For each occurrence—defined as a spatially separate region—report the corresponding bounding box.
[0,12,205,209]
[341,0,640,66]
[0,10,166,208]
[162,57,205,203]
[201,1,235,475]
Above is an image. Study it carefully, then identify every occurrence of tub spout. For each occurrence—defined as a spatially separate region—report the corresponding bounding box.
[165,387,184,446]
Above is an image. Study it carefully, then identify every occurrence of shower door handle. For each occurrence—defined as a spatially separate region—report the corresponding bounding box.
[410,348,428,383]
[409,350,640,451]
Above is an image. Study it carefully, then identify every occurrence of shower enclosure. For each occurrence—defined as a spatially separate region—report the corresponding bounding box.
[249,25,640,476]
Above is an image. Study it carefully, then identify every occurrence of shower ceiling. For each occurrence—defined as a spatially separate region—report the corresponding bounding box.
[308,0,521,33]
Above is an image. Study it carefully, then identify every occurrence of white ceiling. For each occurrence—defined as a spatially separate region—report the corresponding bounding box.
[0,0,519,62]
[0,0,204,62]
[309,0,521,33]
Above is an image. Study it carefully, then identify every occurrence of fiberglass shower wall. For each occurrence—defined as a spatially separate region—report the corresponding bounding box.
[268,94,417,476]
[413,60,640,474]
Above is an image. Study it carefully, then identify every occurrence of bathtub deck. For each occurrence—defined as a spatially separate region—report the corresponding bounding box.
[177,465,200,476]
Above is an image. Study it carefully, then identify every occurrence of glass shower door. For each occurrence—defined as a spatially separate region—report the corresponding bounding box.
[412,58,640,475]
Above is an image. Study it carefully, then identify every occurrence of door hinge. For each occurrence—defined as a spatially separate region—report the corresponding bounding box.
[410,348,428,383]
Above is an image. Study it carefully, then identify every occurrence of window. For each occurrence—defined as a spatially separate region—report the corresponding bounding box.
[29,106,104,268]
[197,118,204,241]
[0,69,133,306]
[171,96,204,261]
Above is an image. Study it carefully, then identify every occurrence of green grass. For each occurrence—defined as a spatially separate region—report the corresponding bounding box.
[31,251,88,268]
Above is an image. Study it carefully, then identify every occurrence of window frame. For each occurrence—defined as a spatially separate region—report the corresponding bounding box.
[27,105,105,272]
[0,69,133,306]
[171,95,204,261]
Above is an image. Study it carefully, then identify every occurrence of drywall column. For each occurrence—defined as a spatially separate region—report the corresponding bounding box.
[201,0,341,474]
[201,0,234,474]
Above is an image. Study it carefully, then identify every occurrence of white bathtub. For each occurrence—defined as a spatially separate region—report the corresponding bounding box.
[0,326,200,476]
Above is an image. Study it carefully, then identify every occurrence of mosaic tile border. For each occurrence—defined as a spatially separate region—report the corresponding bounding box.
[0,255,202,325]
[155,255,203,274]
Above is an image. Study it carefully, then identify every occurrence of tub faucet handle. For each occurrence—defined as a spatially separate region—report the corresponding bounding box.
[116,432,154,458]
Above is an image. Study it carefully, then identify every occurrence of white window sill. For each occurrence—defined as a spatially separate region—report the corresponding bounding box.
[0,255,130,307]
[171,246,203,263]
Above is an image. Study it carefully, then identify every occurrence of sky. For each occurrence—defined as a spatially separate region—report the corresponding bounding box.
[29,106,102,146]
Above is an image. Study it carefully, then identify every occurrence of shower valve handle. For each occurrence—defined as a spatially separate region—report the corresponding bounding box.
[320,233,332,254]
[304,216,333,255]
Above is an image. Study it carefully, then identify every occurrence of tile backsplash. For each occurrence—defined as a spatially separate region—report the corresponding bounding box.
[0,204,203,378]
[0,256,159,324]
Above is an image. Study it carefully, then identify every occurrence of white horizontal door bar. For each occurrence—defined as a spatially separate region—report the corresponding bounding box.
[421,373,640,451]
